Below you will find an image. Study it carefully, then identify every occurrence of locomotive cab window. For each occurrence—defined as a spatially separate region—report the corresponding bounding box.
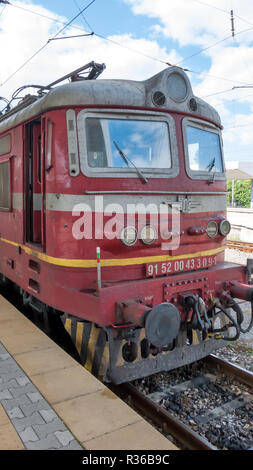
[0,161,10,211]
[0,134,11,211]
[183,117,225,181]
[0,134,11,156]
[85,118,171,169]
[86,118,108,168]
[77,110,179,179]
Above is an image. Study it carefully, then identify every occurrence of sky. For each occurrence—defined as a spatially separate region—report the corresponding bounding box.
[1,0,253,163]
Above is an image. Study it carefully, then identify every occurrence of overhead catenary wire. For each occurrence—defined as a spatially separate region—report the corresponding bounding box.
[92,32,252,86]
[187,68,250,85]
[191,0,229,15]
[72,0,93,32]
[200,87,233,98]
[2,0,172,71]
[176,34,233,65]
[1,0,252,157]
[191,0,253,28]
[0,0,97,88]
[199,50,253,98]
[1,1,89,34]
[0,0,251,89]
[229,6,253,85]
[1,0,252,144]
[176,23,253,67]
[0,3,6,17]
[8,0,253,35]
[94,32,173,66]
[232,36,253,84]
[225,122,253,129]
[175,1,253,77]
[201,86,253,101]
[232,90,253,102]
[71,0,172,66]
[1,0,252,94]
[92,4,253,88]
[213,89,253,107]
[91,14,253,85]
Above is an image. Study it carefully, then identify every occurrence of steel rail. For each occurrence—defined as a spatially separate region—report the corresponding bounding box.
[204,354,253,388]
[226,240,253,253]
[112,355,253,450]
[112,382,216,451]
[227,240,253,246]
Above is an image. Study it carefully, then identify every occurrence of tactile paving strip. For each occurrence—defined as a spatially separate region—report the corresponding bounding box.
[0,342,83,450]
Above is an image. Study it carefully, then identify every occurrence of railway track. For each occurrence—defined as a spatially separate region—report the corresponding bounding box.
[113,355,253,450]
[1,284,253,450]
[226,240,253,253]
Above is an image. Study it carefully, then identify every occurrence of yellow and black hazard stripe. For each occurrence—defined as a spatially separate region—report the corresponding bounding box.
[63,317,110,381]
[63,313,222,382]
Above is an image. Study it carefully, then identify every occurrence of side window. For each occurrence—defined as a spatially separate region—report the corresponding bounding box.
[86,118,107,167]
[0,134,11,156]
[186,126,223,172]
[182,117,225,181]
[0,161,10,210]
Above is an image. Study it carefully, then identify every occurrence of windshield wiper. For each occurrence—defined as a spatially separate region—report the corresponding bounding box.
[113,140,148,184]
[206,157,216,184]
[206,157,215,172]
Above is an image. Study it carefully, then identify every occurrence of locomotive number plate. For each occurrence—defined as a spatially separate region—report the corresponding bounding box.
[146,255,217,277]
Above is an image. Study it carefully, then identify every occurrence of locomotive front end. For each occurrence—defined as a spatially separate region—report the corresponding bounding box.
[60,66,253,383]
[1,61,252,386]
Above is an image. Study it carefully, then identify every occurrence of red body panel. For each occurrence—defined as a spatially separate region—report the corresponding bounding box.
[0,105,246,327]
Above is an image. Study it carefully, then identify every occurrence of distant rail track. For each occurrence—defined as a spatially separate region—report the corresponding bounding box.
[113,355,253,450]
[226,240,253,253]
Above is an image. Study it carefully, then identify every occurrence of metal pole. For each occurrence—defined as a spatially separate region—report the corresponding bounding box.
[232,179,235,206]
[96,247,102,289]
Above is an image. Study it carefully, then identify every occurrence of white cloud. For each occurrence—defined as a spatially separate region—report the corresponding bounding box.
[122,0,253,162]
[2,0,253,162]
[125,0,253,47]
[0,0,181,103]
[187,42,253,159]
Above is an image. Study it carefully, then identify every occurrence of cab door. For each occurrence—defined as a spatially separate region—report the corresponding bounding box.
[25,119,42,245]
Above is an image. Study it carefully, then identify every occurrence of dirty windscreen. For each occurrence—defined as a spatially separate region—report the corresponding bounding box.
[85,118,172,169]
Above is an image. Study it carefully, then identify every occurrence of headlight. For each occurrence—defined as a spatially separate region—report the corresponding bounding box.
[120,226,137,246]
[140,225,157,244]
[219,219,231,236]
[206,221,218,238]
[167,72,188,102]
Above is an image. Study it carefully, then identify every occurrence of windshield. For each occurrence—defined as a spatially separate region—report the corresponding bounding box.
[85,118,172,169]
[186,125,223,173]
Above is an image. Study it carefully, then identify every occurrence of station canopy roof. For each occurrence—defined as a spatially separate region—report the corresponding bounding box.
[225,161,253,180]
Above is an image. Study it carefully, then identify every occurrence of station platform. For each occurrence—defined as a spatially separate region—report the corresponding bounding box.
[0,296,177,450]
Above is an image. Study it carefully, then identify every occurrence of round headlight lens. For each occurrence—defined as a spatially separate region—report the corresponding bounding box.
[120,226,137,246]
[167,72,188,102]
[219,219,231,236]
[206,221,218,238]
[140,225,157,244]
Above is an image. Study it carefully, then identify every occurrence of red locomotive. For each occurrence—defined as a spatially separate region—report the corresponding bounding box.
[0,62,252,383]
